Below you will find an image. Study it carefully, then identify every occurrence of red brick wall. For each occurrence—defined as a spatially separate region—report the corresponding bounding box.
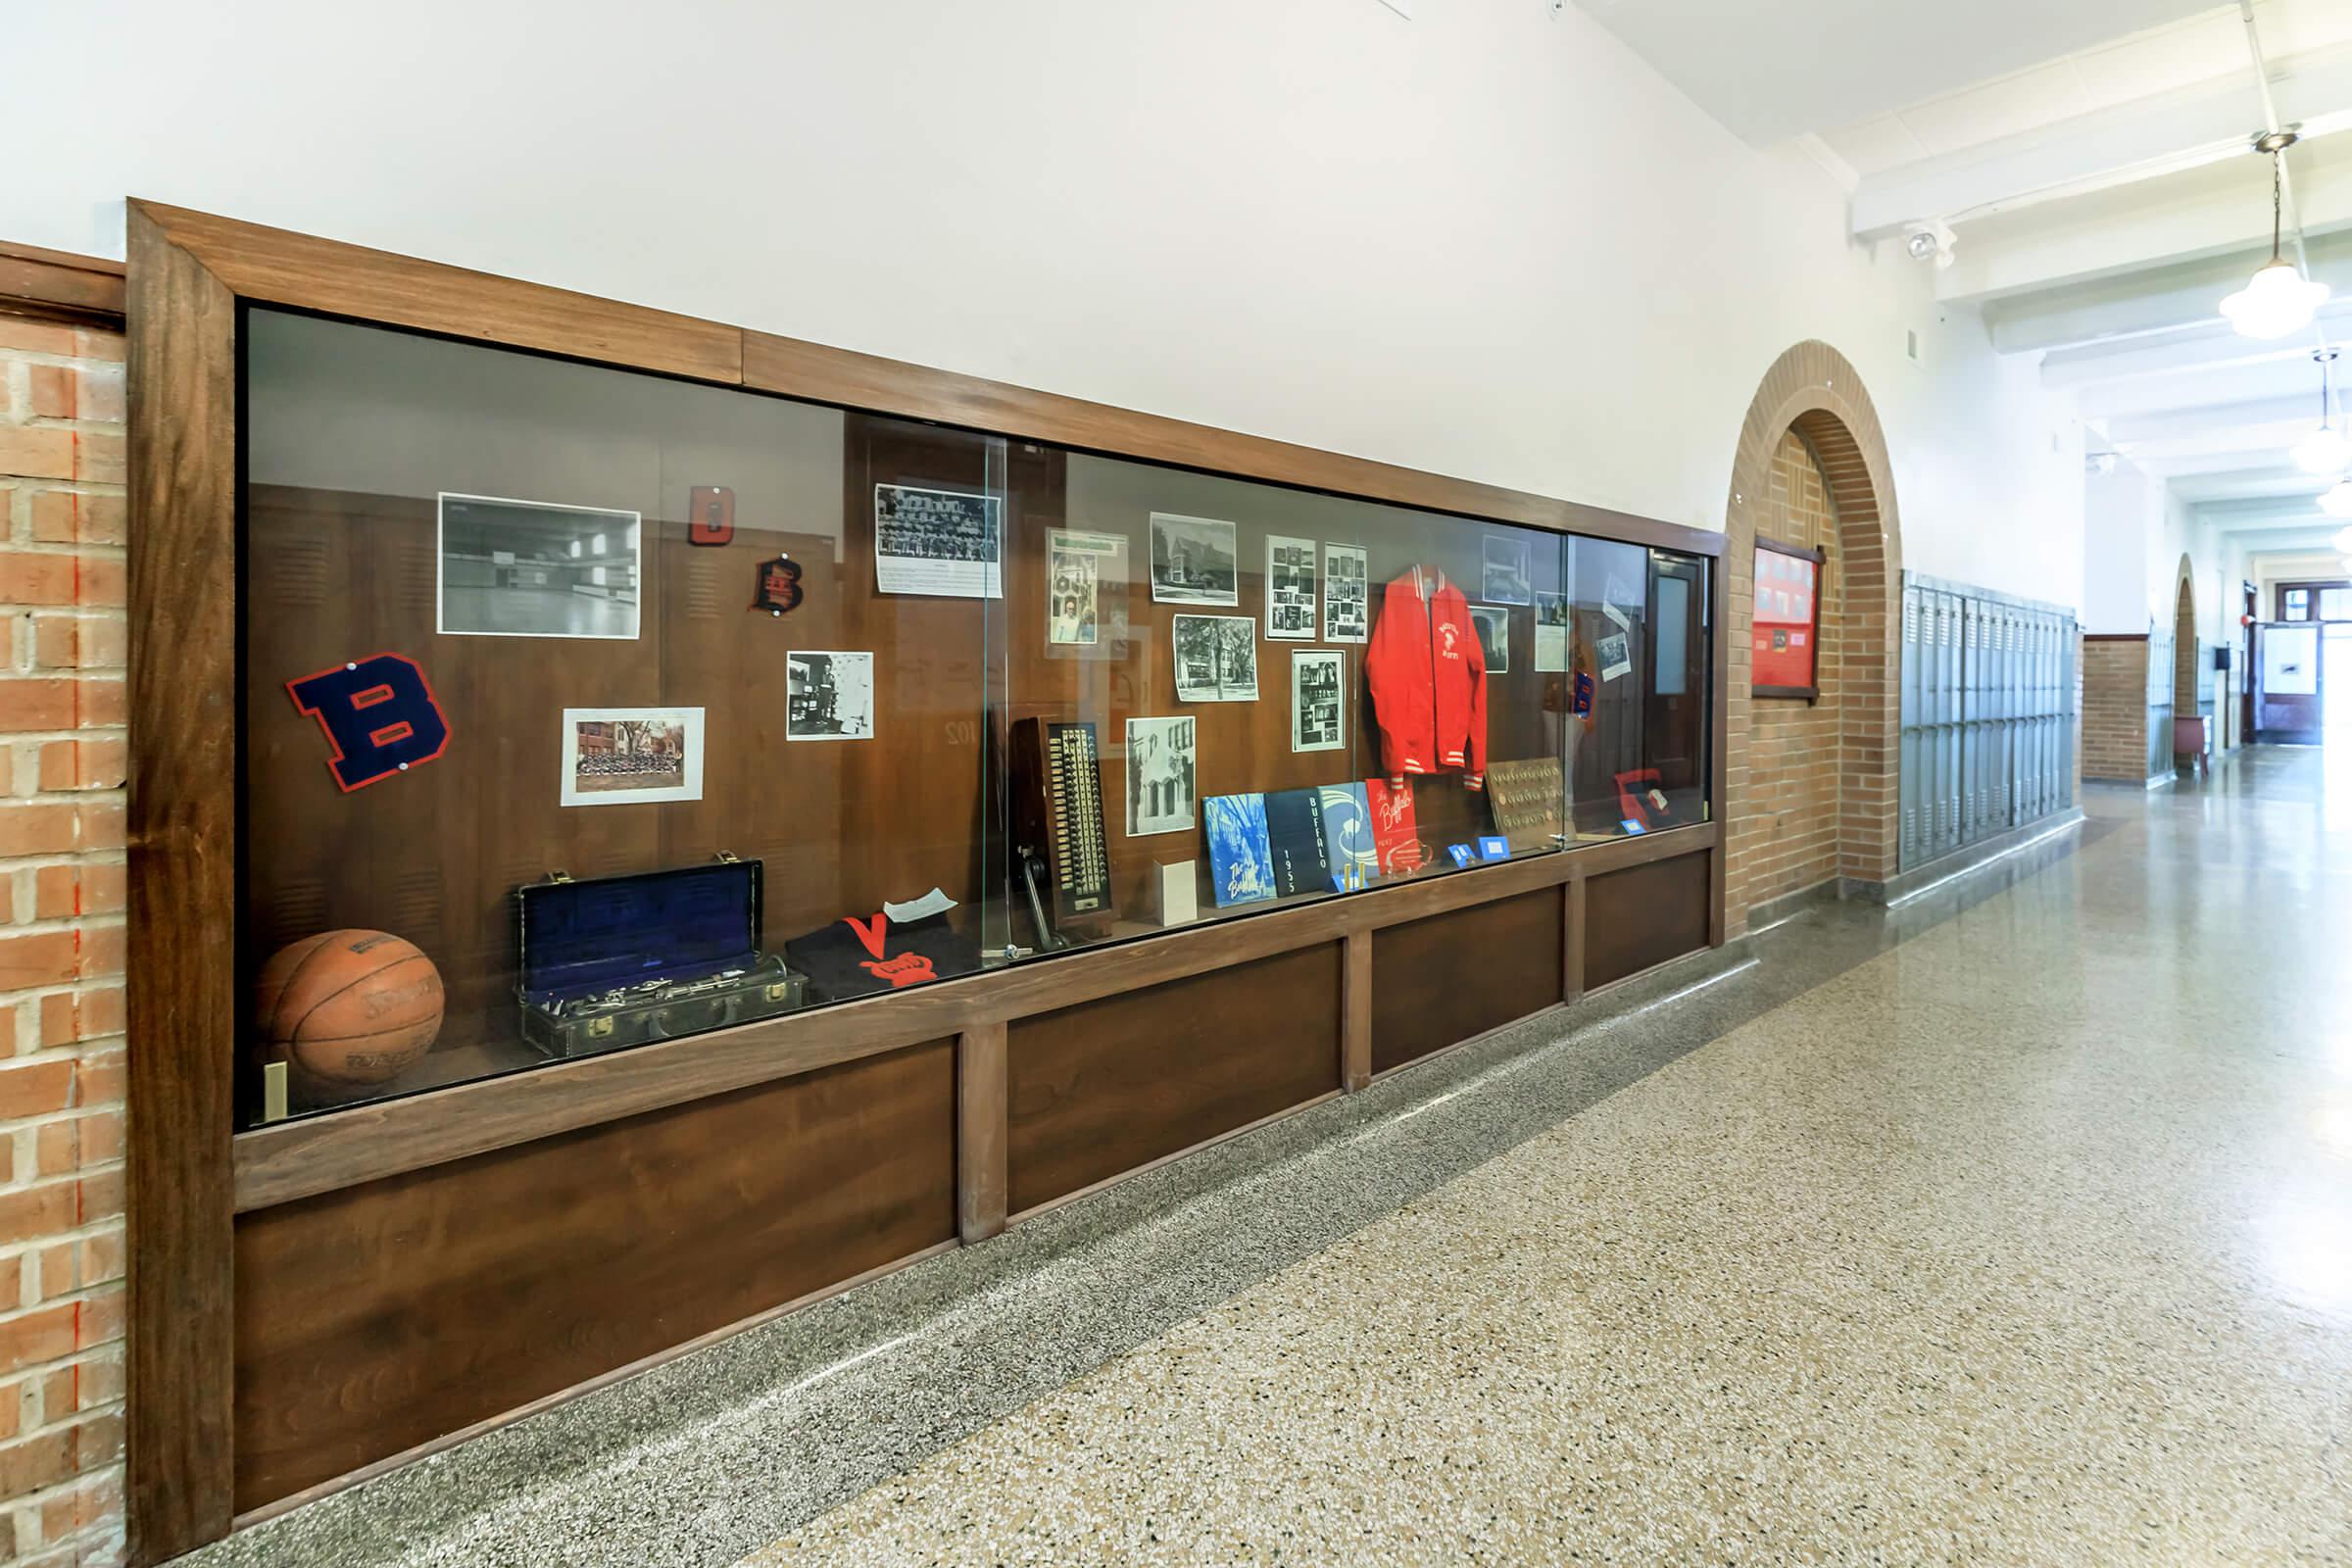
[1736,431,1842,907]
[2082,636,2151,781]
[0,317,128,1567]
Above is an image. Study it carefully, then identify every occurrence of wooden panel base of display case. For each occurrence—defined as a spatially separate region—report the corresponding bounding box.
[1007,945,1346,1214]
[1584,853,1714,990]
[229,1040,956,1513]
[1369,889,1567,1075]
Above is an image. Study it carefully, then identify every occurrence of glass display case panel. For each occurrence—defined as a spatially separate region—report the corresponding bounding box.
[236,309,1711,1126]
[239,310,1008,1125]
[991,456,1578,953]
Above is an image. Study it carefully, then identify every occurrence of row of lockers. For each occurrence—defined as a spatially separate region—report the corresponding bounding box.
[1897,579,2078,871]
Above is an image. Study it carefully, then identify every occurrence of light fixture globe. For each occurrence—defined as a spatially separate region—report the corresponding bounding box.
[2323,479,2352,519]
[2222,258,2331,339]
[2294,424,2352,475]
[2333,524,2352,554]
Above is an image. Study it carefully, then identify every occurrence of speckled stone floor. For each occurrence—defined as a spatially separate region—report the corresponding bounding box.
[744,750,2352,1566]
[188,749,2352,1568]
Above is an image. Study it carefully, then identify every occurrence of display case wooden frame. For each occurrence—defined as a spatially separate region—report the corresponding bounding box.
[125,199,1730,1563]
[1750,535,1827,702]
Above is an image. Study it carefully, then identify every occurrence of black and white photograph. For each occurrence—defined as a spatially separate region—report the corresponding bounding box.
[1126,715,1197,836]
[1469,605,1510,674]
[560,707,702,807]
[1266,534,1317,640]
[439,493,641,640]
[1292,650,1346,753]
[1048,528,1122,647]
[1596,629,1633,683]
[1172,613,1259,702]
[786,651,876,740]
[1323,543,1369,643]
[1534,590,1571,672]
[1150,512,1240,606]
[1482,534,1533,606]
[874,484,1003,599]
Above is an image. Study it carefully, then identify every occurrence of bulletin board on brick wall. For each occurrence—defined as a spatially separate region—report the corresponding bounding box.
[1751,537,1824,701]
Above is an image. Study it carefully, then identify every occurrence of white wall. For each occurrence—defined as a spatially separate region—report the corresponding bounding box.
[5,0,2081,605]
[2081,460,2158,634]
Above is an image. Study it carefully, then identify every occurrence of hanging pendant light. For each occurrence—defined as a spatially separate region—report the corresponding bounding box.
[2222,136,2330,339]
[2322,479,2352,518]
[2294,426,2350,474]
[2294,348,2350,474]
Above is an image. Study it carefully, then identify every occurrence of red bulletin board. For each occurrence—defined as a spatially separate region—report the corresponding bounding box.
[1751,538,1824,700]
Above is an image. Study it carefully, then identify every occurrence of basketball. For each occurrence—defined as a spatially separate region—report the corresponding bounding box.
[256,930,444,1087]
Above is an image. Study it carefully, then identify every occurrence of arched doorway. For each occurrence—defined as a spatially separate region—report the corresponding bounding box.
[1722,342,1903,937]
[2171,559,2199,765]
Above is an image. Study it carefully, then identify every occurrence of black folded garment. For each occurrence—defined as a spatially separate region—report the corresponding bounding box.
[783,909,982,1002]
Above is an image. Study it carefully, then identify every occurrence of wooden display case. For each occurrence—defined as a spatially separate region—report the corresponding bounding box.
[124,200,1728,1562]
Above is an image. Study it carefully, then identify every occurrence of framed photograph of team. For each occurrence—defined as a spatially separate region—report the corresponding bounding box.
[559,706,704,807]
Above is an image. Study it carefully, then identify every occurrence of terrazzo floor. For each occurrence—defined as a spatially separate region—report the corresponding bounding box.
[745,748,2352,1566]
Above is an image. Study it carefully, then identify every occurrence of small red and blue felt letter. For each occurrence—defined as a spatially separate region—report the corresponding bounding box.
[286,654,451,792]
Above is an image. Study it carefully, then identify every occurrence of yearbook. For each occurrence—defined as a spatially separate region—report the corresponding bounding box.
[1203,793,1276,907]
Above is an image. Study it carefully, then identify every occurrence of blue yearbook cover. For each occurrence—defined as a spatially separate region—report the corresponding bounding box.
[1262,788,1331,898]
[1316,781,1378,892]
[1203,793,1276,907]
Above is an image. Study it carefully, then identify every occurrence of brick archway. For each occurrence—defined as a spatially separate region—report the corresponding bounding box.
[2171,554,2198,716]
[1722,341,1903,937]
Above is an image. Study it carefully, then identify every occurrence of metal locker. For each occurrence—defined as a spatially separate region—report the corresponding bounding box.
[1893,574,2079,873]
[1900,587,1923,865]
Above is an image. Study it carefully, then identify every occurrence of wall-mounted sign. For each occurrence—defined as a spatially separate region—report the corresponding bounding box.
[688,485,735,546]
[1752,537,1825,701]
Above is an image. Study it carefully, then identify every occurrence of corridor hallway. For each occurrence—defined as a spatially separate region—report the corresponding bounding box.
[195,751,2352,1568]
[754,750,2352,1566]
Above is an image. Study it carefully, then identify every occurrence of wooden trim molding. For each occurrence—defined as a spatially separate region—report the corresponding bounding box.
[743,330,1725,558]
[0,238,126,327]
[124,207,239,1564]
[129,201,1723,561]
[132,203,738,383]
[956,1023,1008,1244]
[1341,929,1373,1091]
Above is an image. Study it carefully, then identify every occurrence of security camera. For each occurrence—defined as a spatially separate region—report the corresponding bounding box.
[1903,221,1957,270]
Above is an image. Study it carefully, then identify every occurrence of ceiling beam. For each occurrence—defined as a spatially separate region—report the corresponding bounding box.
[1853,44,2352,239]
[2101,392,2328,445]
[2038,305,2352,387]
[1947,131,2352,310]
[1991,232,2352,354]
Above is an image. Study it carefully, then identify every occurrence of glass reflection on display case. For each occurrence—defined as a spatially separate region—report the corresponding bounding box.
[238,308,1711,1126]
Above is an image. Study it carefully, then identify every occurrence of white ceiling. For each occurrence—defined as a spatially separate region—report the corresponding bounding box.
[1573,0,2221,144]
[1817,0,2352,176]
[1588,0,2352,568]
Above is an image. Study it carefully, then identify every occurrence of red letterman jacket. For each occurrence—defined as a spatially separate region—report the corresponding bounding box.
[1364,564,1487,790]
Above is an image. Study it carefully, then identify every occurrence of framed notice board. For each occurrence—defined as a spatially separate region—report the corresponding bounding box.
[1751,537,1824,701]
